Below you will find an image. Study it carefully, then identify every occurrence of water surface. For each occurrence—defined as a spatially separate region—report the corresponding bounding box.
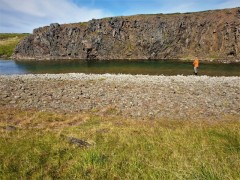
[0,59,239,76]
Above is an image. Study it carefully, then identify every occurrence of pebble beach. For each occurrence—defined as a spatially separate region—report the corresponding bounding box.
[1,73,239,120]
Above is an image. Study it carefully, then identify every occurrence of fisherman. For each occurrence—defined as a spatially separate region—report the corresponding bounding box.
[193,57,199,75]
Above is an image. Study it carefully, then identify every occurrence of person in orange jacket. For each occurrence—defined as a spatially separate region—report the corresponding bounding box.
[193,57,199,75]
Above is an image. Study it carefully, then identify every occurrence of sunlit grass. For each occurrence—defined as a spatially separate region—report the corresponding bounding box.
[0,108,239,179]
[0,33,28,58]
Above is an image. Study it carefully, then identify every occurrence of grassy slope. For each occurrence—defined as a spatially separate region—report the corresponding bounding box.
[0,108,239,179]
[0,33,28,58]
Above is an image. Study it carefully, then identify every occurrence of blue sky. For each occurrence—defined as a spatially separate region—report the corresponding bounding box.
[0,0,239,33]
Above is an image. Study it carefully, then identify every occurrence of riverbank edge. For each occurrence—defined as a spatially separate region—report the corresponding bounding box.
[7,57,240,64]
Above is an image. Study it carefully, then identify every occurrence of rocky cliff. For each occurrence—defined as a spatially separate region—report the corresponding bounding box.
[13,8,240,61]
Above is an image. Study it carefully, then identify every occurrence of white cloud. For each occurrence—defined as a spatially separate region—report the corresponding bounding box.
[1,0,239,33]
[0,0,112,33]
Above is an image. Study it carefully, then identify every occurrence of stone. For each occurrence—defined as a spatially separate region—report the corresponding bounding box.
[3,125,17,131]
[50,23,60,29]
[61,135,92,148]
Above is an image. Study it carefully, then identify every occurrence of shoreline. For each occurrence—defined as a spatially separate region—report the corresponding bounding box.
[1,73,239,120]
[1,57,240,65]
[11,57,240,64]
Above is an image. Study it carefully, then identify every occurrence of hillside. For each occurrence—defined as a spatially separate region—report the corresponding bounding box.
[0,33,28,58]
[13,8,240,61]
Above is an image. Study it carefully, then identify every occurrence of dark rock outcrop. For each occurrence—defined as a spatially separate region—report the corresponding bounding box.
[60,135,92,148]
[13,8,240,61]
[2,125,17,131]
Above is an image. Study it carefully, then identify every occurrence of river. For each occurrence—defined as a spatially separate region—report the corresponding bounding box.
[0,59,239,76]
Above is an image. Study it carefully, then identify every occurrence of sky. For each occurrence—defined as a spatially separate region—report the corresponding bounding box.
[0,0,239,33]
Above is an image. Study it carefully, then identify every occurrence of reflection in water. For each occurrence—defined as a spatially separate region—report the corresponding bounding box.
[0,60,26,75]
[0,59,240,76]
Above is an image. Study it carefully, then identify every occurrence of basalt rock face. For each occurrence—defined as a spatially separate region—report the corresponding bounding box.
[13,8,240,61]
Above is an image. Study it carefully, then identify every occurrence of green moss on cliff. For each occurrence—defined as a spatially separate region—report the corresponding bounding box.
[79,22,88,27]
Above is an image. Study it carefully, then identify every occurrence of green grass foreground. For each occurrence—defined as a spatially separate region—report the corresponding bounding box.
[0,108,239,179]
[0,33,28,58]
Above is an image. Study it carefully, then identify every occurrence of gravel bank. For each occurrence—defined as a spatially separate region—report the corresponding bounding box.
[0,74,239,120]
